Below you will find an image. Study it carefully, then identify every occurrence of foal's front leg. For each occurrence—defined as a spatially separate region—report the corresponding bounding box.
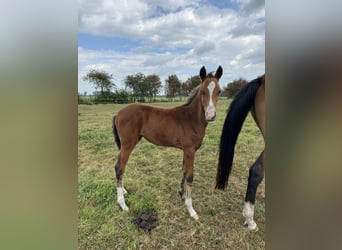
[180,149,199,220]
[179,159,186,199]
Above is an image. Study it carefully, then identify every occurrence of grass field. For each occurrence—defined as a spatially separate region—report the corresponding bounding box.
[78,99,265,249]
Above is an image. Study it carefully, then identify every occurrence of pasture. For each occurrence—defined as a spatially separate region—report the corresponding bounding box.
[78,99,265,249]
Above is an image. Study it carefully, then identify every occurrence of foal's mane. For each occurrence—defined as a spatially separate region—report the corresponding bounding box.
[185,86,200,105]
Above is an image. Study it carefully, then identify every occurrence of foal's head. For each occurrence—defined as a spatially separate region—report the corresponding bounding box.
[199,65,223,121]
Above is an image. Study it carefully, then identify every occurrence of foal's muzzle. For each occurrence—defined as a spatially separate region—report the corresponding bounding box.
[206,113,216,122]
[205,107,216,121]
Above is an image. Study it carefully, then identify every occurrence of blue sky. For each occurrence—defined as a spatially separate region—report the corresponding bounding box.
[78,0,264,94]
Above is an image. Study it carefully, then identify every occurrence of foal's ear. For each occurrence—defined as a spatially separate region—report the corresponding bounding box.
[215,66,223,79]
[200,66,207,81]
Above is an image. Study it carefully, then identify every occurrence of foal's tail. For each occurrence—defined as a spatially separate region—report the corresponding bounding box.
[112,115,121,150]
[215,76,264,190]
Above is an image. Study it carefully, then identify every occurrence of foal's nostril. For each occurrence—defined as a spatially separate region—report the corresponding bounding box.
[206,113,216,121]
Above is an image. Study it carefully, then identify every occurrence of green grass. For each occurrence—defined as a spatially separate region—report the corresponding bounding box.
[78,99,265,249]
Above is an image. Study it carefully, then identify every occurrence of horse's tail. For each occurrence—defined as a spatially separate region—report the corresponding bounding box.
[112,115,121,150]
[215,76,264,190]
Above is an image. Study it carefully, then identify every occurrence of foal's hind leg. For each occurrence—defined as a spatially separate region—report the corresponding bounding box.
[180,149,199,220]
[115,154,128,211]
[243,151,264,230]
[115,142,138,211]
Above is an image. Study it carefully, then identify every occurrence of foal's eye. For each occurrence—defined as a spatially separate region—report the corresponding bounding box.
[200,90,206,95]
[218,90,222,96]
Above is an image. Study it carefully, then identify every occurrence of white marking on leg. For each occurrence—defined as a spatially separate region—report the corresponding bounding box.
[117,187,129,211]
[122,187,128,195]
[185,196,198,220]
[243,201,257,230]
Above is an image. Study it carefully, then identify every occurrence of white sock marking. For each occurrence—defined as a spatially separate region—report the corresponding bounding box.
[243,202,257,230]
[117,187,129,211]
[185,196,197,218]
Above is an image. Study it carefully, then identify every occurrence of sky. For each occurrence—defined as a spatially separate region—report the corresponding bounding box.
[78,0,265,95]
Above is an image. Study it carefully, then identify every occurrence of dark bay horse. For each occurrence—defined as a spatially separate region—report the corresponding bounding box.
[216,74,265,230]
[113,66,223,220]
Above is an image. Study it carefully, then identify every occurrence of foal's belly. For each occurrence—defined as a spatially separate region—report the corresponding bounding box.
[141,130,182,149]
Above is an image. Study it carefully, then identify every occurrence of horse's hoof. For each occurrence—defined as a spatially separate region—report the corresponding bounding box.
[118,202,129,211]
[244,221,258,231]
[192,213,199,220]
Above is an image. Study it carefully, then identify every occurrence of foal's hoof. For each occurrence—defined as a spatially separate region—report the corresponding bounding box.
[121,205,129,211]
[244,221,258,231]
[118,202,129,211]
[192,213,199,220]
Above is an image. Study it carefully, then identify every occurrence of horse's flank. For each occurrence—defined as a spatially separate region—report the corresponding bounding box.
[251,75,265,138]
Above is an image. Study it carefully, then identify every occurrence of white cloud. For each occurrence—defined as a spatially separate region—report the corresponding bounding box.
[234,0,264,15]
[78,0,265,93]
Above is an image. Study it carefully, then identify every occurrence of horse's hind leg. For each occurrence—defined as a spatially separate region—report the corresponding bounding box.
[115,142,138,211]
[243,150,264,230]
[115,152,129,211]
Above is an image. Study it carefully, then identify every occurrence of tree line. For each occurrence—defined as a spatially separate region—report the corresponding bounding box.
[79,69,248,104]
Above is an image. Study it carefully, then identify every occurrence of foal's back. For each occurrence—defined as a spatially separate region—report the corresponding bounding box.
[115,103,185,148]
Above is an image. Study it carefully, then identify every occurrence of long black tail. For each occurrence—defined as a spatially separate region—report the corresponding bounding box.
[112,115,121,150]
[215,76,263,190]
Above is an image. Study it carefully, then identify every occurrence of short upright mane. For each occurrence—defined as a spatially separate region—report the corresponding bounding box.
[185,86,200,105]
[207,71,216,77]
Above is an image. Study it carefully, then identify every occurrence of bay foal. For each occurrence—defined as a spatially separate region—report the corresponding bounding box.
[112,66,222,220]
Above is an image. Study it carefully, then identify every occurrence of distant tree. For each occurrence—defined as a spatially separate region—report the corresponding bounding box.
[125,73,162,102]
[180,82,189,97]
[125,73,146,102]
[165,74,181,101]
[182,75,201,96]
[83,69,115,95]
[113,89,132,104]
[223,78,248,99]
[145,74,162,102]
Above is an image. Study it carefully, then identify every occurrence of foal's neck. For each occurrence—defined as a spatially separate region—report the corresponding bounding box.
[184,93,208,127]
